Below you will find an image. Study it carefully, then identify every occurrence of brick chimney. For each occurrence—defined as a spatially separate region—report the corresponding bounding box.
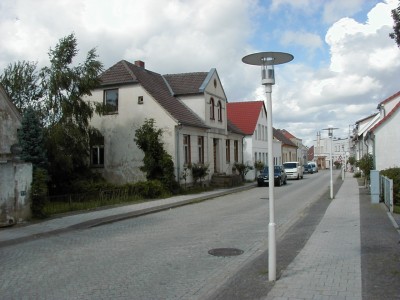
[135,60,145,68]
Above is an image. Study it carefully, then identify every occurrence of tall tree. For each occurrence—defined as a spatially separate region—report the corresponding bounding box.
[40,33,103,127]
[0,61,43,113]
[39,33,104,192]
[390,1,400,47]
[17,107,47,168]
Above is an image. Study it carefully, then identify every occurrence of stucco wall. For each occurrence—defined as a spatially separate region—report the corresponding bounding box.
[88,85,178,184]
[0,87,21,160]
[0,161,32,225]
[374,109,400,170]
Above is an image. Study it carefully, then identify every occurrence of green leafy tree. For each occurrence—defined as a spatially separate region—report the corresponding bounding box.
[0,33,104,195]
[234,162,253,181]
[39,33,103,192]
[355,153,374,185]
[17,107,47,168]
[348,156,356,166]
[390,1,400,47]
[254,160,265,179]
[40,33,103,127]
[0,61,43,113]
[134,119,177,191]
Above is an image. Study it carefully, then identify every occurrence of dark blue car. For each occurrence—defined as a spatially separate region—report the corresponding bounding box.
[257,166,287,187]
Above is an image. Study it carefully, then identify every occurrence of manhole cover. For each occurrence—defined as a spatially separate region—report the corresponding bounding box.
[208,248,244,257]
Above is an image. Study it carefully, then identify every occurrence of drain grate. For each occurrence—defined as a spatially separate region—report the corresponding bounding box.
[208,248,244,257]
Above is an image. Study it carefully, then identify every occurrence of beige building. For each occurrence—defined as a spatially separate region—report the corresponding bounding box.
[85,60,244,185]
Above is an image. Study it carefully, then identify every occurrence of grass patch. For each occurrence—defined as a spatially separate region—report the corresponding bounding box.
[394,205,400,214]
[42,184,217,217]
[43,195,147,216]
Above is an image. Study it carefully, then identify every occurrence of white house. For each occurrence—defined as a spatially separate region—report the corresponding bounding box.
[314,133,351,169]
[353,113,379,161]
[84,60,244,185]
[364,91,400,170]
[227,101,282,180]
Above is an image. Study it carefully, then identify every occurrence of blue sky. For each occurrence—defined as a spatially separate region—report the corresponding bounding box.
[0,0,399,146]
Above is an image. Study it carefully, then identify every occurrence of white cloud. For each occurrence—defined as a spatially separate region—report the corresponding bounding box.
[0,0,399,148]
[271,0,400,145]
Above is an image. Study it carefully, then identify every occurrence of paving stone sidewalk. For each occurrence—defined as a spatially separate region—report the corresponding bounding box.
[265,176,362,300]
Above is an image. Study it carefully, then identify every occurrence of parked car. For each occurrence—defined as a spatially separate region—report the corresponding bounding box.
[257,165,287,187]
[303,164,311,174]
[308,162,318,173]
[283,161,303,180]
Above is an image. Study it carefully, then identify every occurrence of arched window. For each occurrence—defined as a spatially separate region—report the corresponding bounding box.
[217,101,222,121]
[210,98,215,120]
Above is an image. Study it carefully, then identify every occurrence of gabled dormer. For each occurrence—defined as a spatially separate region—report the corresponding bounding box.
[164,69,227,132]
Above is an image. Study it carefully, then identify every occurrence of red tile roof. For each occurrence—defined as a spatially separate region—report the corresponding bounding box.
[280,129,297,140]
[227,101,264,135]
[379,90,400,106]
[273,128,297,147]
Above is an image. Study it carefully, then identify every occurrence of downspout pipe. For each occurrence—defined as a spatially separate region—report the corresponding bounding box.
[176,122,182,183]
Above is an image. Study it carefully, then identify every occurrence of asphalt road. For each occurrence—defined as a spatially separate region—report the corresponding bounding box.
[0,170,334,299]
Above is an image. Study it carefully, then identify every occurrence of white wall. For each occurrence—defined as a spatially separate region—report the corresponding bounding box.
[88,85,178,184]
[374,108,400,170]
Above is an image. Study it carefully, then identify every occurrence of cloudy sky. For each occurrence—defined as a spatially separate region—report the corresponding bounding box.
[1,0,399,146]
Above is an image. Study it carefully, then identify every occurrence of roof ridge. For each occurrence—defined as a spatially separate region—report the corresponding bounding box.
[164,71,208,77]
[121,60,137,80]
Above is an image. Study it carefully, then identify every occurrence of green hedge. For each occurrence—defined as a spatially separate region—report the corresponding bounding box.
[380,167,400,205]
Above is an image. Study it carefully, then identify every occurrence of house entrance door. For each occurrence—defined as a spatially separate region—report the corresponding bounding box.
[213,138,219,173]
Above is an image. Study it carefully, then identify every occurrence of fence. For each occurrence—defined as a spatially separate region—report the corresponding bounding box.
[380,175,394,213]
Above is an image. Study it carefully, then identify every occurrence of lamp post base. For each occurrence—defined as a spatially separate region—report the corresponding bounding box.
[268,222,276,281]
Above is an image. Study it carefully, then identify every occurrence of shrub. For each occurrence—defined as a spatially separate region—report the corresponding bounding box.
[134,119,178,193]
[254,160,265,178]
[348,156,356,166]
[31,168,49,218]
[129,180,168,199]
[189,163,209,185]
[355,154,374,180]
[234,162,253,181]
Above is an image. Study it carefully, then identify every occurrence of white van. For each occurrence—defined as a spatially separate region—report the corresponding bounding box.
[307,162,318,173]
[283,161,303,180]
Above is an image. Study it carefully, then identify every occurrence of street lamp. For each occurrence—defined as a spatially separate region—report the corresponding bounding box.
[322,127,338,199]
[242,52,293,282]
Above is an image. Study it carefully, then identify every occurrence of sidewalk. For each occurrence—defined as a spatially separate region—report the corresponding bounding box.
[0,183,255,247]
[265,176,362,300]
[263,176,400,300]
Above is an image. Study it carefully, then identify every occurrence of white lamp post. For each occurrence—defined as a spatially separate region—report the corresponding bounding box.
[322,127,338,199]
[242,52,293,281]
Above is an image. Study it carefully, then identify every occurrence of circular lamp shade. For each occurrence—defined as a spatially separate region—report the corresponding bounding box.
[242,52,294,66]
